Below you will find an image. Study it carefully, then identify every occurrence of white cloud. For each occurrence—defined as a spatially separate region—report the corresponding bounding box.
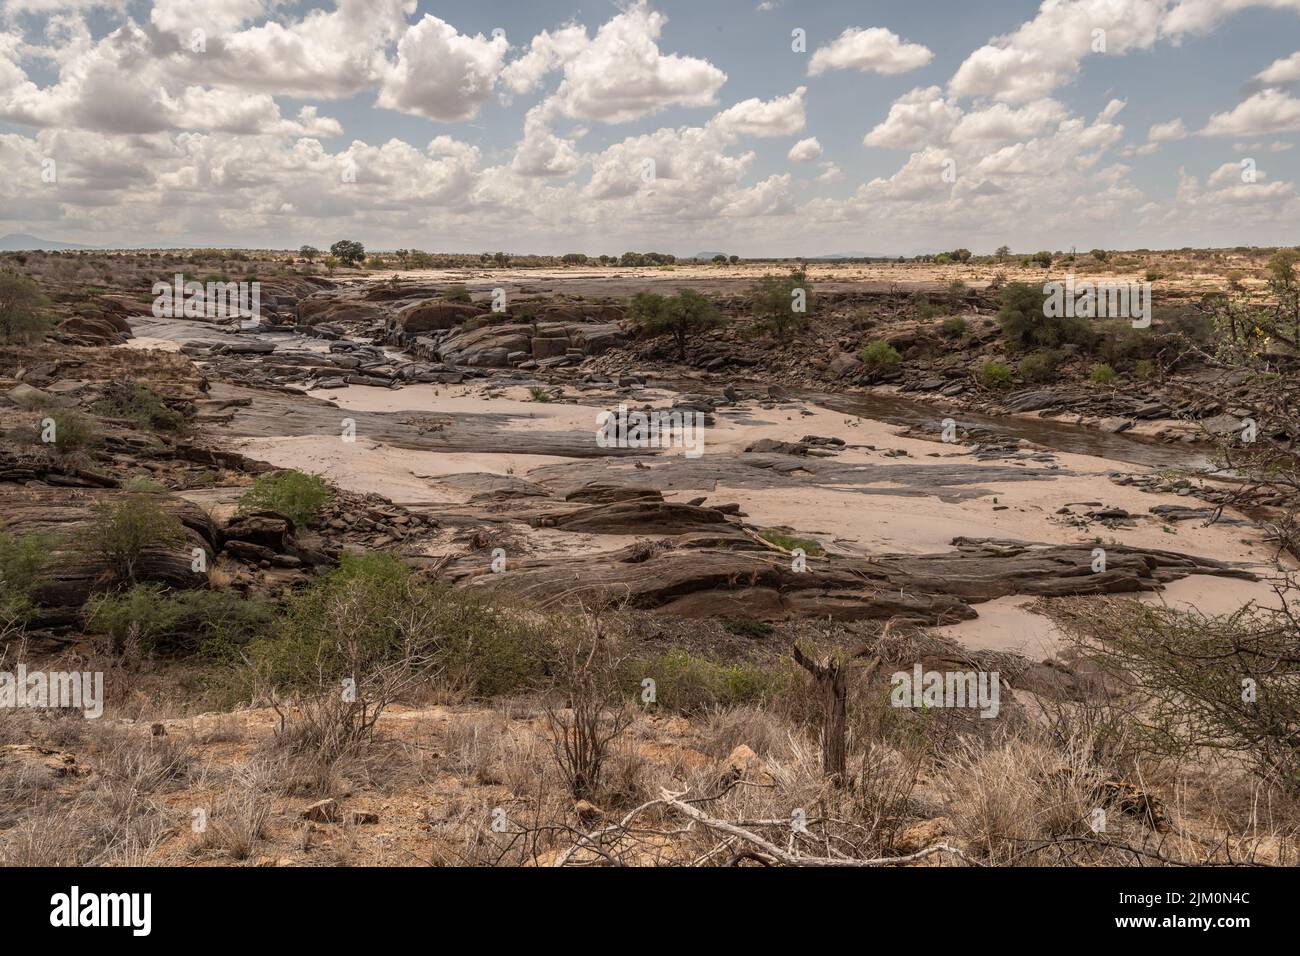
[710,87,806,138]
[376,15,508,122]
[788,137,822,162]
[949,0,1164,103]
[1258,51,1300,85]
[1163,0,1300,37]
[500,24,588,95]
[863,86,961,149]
[1148,118,1188,141]
[950,99,1066,144]
[1203,88,1300,136]
[545,1,726,123]
[808,27,933,76]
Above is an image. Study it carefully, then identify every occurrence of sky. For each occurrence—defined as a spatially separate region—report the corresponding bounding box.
[0,0,1298,255]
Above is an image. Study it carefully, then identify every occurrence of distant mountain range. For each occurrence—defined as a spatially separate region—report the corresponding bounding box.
[0,233,95,251]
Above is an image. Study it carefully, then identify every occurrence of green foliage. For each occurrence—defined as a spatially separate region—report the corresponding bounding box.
[1134,358,1155,380]
[759,529,824,555]
[84,585,275,658]
[978,360,1013,388]
[1090,363,1117,385]
[527,386,552,403]
[628,288,723,359]
[624,649,792,715]
[1030,251,1053,268]
[443,283,472,303]
[245,553,552,697]
[0,531,55,624]
[722,618,774,639]
[329,240,365,266]
[0,269,52,344]
[1018,349,1060,383]
[941,316,968,339]
[299,246,320,261]
[750,270,813,340]
[91,382,186,432]
[84,493,187,585]
[859,340,902,367]
[1090,249,1110,263]
[35,409,98,453]
[997,281,1095,351]
[238,470,332,527]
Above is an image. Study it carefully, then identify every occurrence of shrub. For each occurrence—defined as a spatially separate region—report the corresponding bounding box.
[245,554,553,698]
[34,409,98,453]
[84,585,275,658]
[1134,358,1155,380]
[0,269,52,344]
[979,360,1013,388]
[625,649,792,715]
[940,316,967,339]
[1090,363,1117,385]
[628,288,723,360]
[998,281,1094,351]
[751,270,813,340]
[859,340,901,368]
[1018,349,1060,383]
[84,494,187,585]
[0,531,55,624]
[527,386,552,403]
[238,470,332,527]
[91,382,186,432]
[443,284,472,303]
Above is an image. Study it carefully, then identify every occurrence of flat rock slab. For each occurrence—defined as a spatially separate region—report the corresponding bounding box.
[454,536,1255,624]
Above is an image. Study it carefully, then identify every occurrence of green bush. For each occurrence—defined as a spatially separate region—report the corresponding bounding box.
[238,470,332,527]
[1018,349,1060,383]
[84,585,275,658]
[979,360,1013,388]
[998,281,1095,351]
[91,382,186,432]
[0,269,53,344]
[940,316,967,339]
[443,284,472,303]
[0,531,55,623]
[245,554,553,698]
[750,270,813,340]
[1091,363,1118,385]
[35,409,98,453]
[859,340,902,368]
[628,288,723,360]
[84,493,187,585]
[624,649,792,715]
[1134,359,1155,380]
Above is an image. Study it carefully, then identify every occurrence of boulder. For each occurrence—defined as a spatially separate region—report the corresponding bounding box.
[388,299,484,341]
[828,352,863,378]
[531,336,570,359]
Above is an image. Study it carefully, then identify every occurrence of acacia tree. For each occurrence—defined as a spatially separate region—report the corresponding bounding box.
[329,240,365,266]
[751,269,814,341]
[628,288,723,360]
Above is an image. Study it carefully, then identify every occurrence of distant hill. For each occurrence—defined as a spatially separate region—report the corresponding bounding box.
[0,233,94,251]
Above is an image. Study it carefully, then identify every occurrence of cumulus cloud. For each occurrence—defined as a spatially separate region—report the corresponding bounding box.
[1148,118,1188,142]
[788,137,822,162]
[1202,88,1300,136]
[545,1,726,123]
[376,15,508,122]
[808,27,932,76]
[863,86,961,149]
[950,99,1066,144]
[1257,50,1300,85]
[710,87,806,138]
[949,0,1163,103]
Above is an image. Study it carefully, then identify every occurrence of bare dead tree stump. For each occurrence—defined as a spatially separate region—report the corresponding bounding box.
[792,637,881,786]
